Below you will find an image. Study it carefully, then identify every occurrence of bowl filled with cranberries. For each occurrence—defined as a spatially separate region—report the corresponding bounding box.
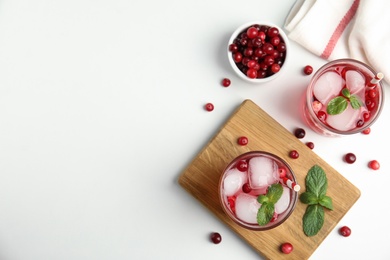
[227,21,289,83]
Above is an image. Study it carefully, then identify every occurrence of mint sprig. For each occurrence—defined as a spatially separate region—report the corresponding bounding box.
[256,183,283,226]
[327,88,363,115]
[300,165,333,236]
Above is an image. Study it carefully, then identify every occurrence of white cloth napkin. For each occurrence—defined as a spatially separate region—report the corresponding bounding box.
[285,0,390,85]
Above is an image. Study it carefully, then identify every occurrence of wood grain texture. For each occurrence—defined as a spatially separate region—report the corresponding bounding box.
[178,99,360,259]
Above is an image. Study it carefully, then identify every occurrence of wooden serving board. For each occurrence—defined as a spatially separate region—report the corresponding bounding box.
[178,99,360,259]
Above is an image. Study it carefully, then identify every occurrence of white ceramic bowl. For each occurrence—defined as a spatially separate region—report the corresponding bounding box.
[227,21,290,83]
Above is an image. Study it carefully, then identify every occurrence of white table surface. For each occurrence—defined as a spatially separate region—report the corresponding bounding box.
[1,0,389,259]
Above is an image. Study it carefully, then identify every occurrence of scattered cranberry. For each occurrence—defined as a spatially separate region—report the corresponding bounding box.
[306,142,315,149]
[294,128,306,139]
[362,128,371,135]
[229,24,287,79]
[339,226,351,237]
[210,232,222,244]
[289,150,299,159]
[221,78,231,87]
[237,136,248,146]
[303,65,313,75]
[204,103,214,112]
[280,242,293,254]
[344,153,356,164]
[368,160,380,170]
[242,183,252,193]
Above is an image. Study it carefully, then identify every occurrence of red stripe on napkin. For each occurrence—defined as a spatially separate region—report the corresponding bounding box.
[321,0,360,59]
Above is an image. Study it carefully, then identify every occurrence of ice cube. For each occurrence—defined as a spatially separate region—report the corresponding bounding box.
[313,71,344,104]
[248,156,279,189]
[235,193,260,224]
[275,186,290,214]
[346,70,365,94]
[326,105,366,131]
[223,168,247,196]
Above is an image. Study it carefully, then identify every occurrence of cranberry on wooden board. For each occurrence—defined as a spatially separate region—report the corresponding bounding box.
[237,136,248,146]
[280,242,293,254]
[289,150,299,159]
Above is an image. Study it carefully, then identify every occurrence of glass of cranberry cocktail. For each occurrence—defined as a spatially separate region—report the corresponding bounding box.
[303,59,385,137]
[219,151,299,231]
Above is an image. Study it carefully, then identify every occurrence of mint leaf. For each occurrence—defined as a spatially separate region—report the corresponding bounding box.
[327,96,348,115]
[303,204,324,236]
[256,183,283,226]
[341,88,351,98]
[306,165,328,198]
[257,195,268,204]
[257,203,274,226]
[267,183,283,204]
[300,191,318,205]
[319,195,333,210]
[350,95,363,109]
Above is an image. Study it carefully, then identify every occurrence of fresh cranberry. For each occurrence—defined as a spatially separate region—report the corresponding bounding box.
[306,142,315,149]
[236,160,248,172]
[270,36,280,46]
[270,211,278,222]
[356,119,364,128]
[243,47,254,57]
[303,65,313,75]
[205,103,214,112]
[294,128,306,139]
[317,111,327,122]
[247,59,257,68]
[339,226,351,237]
[271,64,280,73]
[237,136,248,146]
[368,89,378,99]
[227,196,236,213]
[280,242,293,254]
[242,183,252,193]
[368,160,380,170]
[344,153,356,164]
[362,128,371,134]
[278,168,286,178]
[229,43,238,53]
[222,78,231,87]
[246,69,257,79]
[289,150,299,159]
[233,52,243,63]
[362,112,370,122]
[267,27,279,38]
[210,232,222,244]
[246,26,259,39]
[365,99,376,111]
